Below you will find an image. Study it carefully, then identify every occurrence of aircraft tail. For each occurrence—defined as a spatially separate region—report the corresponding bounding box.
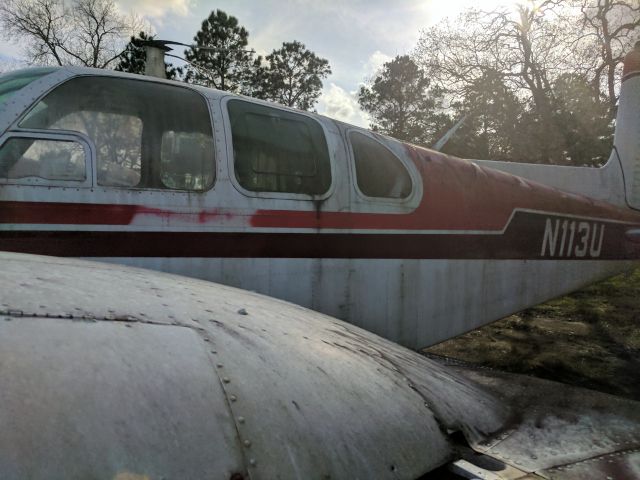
[616,41,640,210]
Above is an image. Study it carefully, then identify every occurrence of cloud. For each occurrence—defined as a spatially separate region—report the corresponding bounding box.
[316,83,370,128]
[116,0,191,19]
[362,50,392,80]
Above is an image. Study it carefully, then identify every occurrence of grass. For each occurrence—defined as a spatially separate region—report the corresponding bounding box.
[426,268,640,400]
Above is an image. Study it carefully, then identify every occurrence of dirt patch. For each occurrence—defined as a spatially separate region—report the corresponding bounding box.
[426,268,640,400]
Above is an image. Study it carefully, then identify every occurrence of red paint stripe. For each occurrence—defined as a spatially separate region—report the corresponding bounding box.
[0,201,138,225]
[0,201,234,226]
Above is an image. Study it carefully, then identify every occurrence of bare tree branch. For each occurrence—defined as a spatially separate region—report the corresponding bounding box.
[0,0,143,68]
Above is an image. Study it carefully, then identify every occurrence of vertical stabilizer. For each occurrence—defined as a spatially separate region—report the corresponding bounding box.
[617,42,640,210]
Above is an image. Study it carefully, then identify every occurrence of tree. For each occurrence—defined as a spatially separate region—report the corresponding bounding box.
[253,41,331,111]
[579,0,640,110]
[0,0,140,68]
[115,31,181,79]
[358,55,446,145]
[552,74,613,166]
[183,9,256,92]
[442,71,524,161]
[412,1,639,164]
[415,2,579,163]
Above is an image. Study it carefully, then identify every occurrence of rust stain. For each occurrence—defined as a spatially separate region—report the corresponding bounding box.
[113,473,150,480]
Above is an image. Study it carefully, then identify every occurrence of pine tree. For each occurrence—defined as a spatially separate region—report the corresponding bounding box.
[254,41,331,111]
[184,10,255,92]
[358,55,444,145]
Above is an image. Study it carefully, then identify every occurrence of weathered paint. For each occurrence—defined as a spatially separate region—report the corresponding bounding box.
[437,355,640,479]
[0,252,508,479]
[1,53,640,349]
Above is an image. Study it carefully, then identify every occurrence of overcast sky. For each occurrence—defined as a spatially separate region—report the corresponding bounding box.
[0,0,519,127]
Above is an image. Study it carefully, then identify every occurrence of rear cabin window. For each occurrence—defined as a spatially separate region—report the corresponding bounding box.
[228,99,331,195]
[349,132,412,199]
[19,76,215,191]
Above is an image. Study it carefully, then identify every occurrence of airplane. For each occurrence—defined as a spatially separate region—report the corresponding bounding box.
[1,39,640,479]
[0,42,639,354]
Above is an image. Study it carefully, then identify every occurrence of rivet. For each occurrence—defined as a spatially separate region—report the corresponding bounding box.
[244,440,251,447]
[217,363,223,368]
[237,308,248,315]
[238,416,245,423]
[230,395,237,402]
[223,377,230,383]
[249,459,256,466]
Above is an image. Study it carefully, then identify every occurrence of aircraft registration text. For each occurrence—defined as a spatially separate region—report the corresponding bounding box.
[540,218,605,258]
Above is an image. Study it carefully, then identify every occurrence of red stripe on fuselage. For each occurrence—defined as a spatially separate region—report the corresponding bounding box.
[0,201,236,226]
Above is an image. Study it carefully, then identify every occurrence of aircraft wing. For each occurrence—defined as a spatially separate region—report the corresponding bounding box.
[429,354,640,479]
[0,252,639,479]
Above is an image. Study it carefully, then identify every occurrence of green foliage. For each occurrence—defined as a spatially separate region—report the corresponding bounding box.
[114,32,181,80]
[358,55,445,145]
[183,9,256,92]
[253,41,331,111]
[442,71,523,160]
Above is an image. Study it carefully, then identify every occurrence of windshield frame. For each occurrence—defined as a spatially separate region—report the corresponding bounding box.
[0,68,58,105]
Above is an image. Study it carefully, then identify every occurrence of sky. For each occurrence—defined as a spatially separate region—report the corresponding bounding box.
[0,0,521,127]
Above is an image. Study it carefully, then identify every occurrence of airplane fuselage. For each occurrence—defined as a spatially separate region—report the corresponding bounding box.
[1,64,639,348]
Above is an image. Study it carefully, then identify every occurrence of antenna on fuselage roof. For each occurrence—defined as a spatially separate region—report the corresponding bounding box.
[432,114,469,152]
[139,39,255,81]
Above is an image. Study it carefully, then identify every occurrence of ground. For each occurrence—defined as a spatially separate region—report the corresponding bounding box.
[425,268,640,400]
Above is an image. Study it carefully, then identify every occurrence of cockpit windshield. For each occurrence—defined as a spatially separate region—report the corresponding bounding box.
[0,68,57,106]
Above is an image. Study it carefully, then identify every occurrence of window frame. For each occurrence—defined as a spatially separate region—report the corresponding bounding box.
[0,130,93,188]
[221,96,335,201]
[12,74,217,193]
[346,129,416,205]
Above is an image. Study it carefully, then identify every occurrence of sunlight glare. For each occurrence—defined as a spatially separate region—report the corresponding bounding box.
[421,0,525,24]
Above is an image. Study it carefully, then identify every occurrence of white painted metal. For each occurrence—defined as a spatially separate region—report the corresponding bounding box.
[0,252,509,479]
[93,257,634,348]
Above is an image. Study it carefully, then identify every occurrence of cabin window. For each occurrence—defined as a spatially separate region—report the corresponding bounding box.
[349,132,412,199]
[51,111,142,187]
[0,137,86,182]
[228,99,331,195]
[161,131,215,190]
[20,76,215,191]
